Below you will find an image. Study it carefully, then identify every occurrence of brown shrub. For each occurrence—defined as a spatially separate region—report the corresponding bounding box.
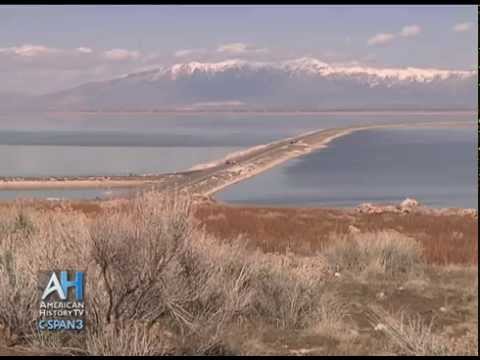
[0,191,339,354]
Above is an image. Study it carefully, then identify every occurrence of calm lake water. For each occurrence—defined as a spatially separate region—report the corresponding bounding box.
[0,112,476,203]
[216,126,477,209]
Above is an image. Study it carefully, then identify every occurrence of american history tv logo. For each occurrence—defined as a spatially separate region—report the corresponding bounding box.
[37,270,85,332]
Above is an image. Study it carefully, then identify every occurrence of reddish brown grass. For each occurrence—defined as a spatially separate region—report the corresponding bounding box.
[194,203,478,266]
[1,199,476,265]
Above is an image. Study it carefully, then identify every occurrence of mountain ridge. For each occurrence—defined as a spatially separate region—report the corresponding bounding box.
[3,57,477,112]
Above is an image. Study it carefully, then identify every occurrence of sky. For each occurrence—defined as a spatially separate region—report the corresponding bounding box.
[0,5,477,94]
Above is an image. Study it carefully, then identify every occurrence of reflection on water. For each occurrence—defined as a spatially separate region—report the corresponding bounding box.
[216,127,477,209]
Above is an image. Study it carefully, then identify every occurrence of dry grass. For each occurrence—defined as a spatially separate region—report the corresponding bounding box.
[367,305,478,356]
[322,230,424,279]
[195,203,478,265]
[0,192,477,355]
[3,198,476,265]
[358,211,478,265]
[86,321,169,356]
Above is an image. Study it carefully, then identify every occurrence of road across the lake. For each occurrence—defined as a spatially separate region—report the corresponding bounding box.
[151,120,471,196]
[0,120,471,197]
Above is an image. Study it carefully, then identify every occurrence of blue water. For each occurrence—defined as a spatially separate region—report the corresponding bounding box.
[216,126,477,208]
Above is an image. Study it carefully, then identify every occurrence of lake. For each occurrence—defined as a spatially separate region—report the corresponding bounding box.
[0,112,476,203]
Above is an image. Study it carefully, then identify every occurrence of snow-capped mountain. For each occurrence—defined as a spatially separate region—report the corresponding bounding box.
[119,57,474,84]
[10,57,477,112]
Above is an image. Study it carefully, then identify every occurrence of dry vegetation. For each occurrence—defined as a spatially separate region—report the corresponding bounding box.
[195,203,478,265]
[0,192,477,356]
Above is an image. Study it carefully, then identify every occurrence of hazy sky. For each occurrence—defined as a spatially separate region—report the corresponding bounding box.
[0,5,477,94]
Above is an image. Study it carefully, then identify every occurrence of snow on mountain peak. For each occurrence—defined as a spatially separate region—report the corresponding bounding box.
[116,57,476,87]
[281,57,329,72]
[170,59,264,79]
[322,65,475,84]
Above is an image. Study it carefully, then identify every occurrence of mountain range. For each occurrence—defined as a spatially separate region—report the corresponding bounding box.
[2,57,477,112]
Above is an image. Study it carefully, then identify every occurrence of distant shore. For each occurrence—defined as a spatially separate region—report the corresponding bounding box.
[1,109,475,117]
[40,109,477,117]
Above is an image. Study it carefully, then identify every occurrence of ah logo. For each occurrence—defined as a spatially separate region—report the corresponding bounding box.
[41,271,84,301]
